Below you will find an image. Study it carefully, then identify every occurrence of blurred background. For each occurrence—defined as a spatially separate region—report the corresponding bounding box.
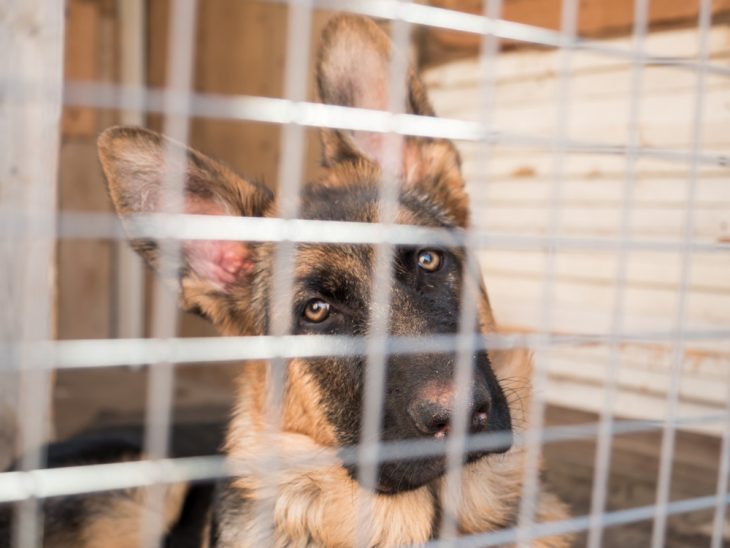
[5,0,729,546]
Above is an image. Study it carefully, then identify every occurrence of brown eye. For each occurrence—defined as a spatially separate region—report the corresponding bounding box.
[417,249,442,273]
[303,299,331,323]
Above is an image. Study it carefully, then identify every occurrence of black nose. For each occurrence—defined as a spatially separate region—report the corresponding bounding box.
[407,387,491,439]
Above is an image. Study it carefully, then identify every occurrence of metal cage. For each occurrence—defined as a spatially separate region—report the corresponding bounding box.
[1,0,728,546]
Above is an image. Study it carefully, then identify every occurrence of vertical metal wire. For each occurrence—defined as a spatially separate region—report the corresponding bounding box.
[438,234,480,543]
[585,1,649,546]
[710,379,730,548]
[438,1,502,543]
[650,1,713,545]
[115,0,147,340]
[515,0,578,543]
[252,0,313,541]
[356,5,411,544]
[140,1,197,546]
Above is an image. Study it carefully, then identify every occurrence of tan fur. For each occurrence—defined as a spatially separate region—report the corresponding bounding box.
[224,353,438,546]
[447,348,572,547]
[78,482,187,548]
[226,440,435,547]
[221,343,570,547]
[281,359,339,447]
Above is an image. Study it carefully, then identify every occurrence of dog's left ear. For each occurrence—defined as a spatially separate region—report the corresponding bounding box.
[98,126,274,332]
[316,14,469,227]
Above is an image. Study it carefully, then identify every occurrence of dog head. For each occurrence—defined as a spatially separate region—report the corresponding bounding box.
[98,14,511,495]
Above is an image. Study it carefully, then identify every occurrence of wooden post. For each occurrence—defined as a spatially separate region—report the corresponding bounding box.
[0,0,64,487]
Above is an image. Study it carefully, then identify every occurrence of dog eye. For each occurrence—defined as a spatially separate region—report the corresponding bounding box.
[303,299,331,323]
[416,249,442,273]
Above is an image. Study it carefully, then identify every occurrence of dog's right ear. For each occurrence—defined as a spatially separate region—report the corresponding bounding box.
[316,15,470,227]
[316,14,435,168]
[98,126,273,330]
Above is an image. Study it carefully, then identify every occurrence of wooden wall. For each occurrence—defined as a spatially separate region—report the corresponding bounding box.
[422,0,730,66]
[58,0,116,341]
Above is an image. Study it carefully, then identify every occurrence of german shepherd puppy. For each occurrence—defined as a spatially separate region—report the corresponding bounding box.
[1,14,570,547]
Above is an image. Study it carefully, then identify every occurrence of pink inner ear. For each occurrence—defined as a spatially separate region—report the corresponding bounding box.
[183,194,254,288]
[352,131,384,165]
[186,239,253,287]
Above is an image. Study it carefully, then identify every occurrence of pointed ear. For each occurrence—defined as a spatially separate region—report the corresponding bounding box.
[316,15,469,226]
[98,126,274,329]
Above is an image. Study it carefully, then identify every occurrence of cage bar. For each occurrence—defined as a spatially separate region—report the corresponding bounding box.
[355,7,412,542]
[138,1,199,546]
[0,0,728,546]
[586,0,650,545]
[650,0,715,546]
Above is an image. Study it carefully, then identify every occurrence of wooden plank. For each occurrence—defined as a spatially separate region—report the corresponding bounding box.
[465,201,729,240]
[190,1,288,181]
[437,87,730,149]
[545,347,730,405]
[148,0,289,184]
[465,177,730,211]
[424,0,730,62]
[429,62,730,109]
[425,28,730,86]
[430,58,730,150]
[0,0,65,474]
[462,153,728,191]
[55,0,119,342]
[480,250,730,292]
[57,142,115,340]
[467,202,729,240]
[544,377,726,436]
[482,272,730,332]
[61,0,99,137]
[560,343,730,381]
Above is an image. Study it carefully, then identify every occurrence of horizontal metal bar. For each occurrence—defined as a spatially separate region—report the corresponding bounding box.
[271,0,730,79]
[1,328,728,371]
[3,210,729,255]
[56,81,730,169]
[0,412,726,504]
[0,456,226,504]
[434,493,730,547]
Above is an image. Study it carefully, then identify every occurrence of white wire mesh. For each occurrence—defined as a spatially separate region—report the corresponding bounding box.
[1,0,728,546]
[137,1,198,546]
[354,10,410,544]
[516,0,579,542]
[586,1,650,545]
[651,0,715,546]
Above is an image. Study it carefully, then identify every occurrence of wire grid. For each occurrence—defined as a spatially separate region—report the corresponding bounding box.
[2,0,730,546]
